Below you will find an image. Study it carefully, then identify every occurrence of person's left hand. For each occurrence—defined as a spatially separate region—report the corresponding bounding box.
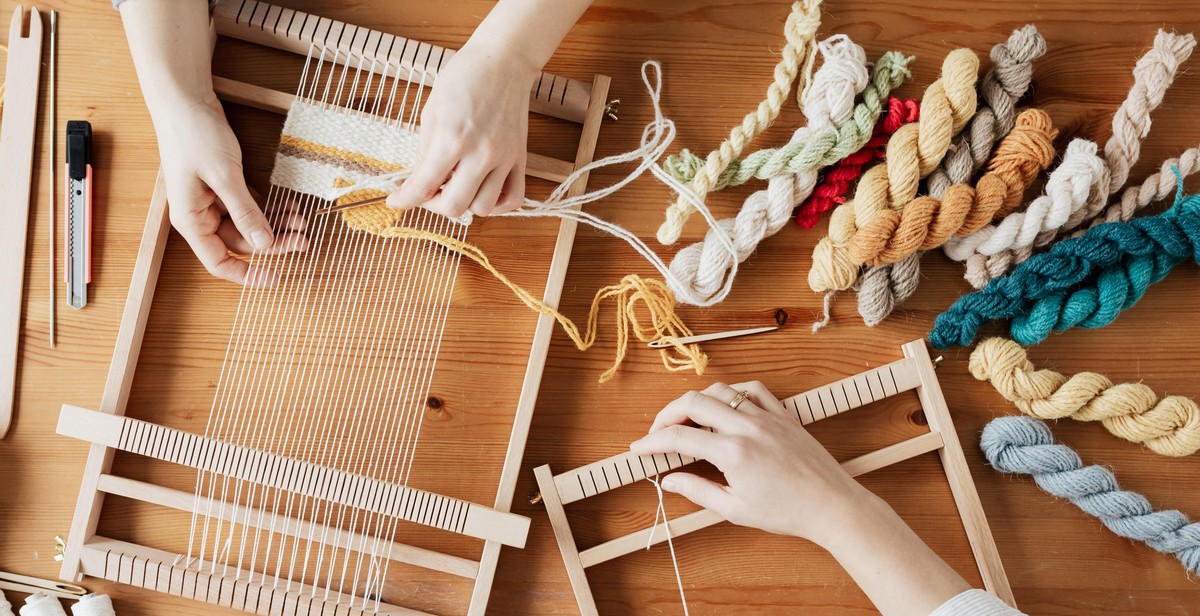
[386,40,534,218]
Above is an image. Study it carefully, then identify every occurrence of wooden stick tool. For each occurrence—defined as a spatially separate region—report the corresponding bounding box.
[0,5,44,438]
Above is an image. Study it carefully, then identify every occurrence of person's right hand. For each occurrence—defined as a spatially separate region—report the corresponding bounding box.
[629,381,874,548]
[156,98,307,285]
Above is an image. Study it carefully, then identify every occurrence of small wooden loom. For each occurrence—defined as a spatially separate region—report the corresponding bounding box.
[56,2,610,614]
[535,340,1016,614]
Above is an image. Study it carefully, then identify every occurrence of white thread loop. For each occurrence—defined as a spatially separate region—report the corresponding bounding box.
[647,476,690,616]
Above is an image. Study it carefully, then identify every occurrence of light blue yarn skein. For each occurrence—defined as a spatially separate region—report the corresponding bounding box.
[981,416,1200,574]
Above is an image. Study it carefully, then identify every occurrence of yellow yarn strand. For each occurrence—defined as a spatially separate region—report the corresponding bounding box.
[336,195,707,384]
[809,48,980,296]
[656,0,823,244]
[970,337,1200,457]
[0,42,7,110]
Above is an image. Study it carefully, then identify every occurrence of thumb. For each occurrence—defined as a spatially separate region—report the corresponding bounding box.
[660,472,731,514]
[207,167,273,250]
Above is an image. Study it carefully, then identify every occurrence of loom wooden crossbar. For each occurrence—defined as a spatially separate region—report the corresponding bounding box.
[56,2,611,614]
[534,340,1016,614]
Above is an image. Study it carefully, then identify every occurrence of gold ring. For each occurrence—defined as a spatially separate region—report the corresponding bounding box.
[728,390,749,410]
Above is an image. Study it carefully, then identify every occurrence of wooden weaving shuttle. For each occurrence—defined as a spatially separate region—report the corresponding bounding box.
[534,340,1016,615]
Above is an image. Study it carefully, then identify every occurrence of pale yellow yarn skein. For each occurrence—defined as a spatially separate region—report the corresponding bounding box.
[656,0,823,245]
[970,337,1200,457]
[808,49,980,295]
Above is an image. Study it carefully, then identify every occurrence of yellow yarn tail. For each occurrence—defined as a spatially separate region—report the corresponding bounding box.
[334,189,707,384]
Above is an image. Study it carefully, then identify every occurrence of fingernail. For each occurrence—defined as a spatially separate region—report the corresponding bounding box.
[250,229,273,250]
[386,193,403,209]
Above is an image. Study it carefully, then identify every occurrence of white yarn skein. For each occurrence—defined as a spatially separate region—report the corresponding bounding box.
[0,589,14,616]
[18,593,66,616]
[70,595,115,616]
[941,139,1105,260]
[667,35,871,303]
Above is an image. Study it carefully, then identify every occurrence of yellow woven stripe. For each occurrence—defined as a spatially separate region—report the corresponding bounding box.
[279,134,407,174]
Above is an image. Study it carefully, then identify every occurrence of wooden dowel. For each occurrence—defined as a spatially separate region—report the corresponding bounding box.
[97,474,480,580]
[577,431,945,569]
[211,76,576,185]
[905,340,1016,607]
[59,404,531,549]
[212,0,592,123]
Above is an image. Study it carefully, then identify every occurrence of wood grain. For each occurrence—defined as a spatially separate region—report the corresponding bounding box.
[3,0,1200,614]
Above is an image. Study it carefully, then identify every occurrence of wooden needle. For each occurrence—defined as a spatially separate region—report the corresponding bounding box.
[646,325,779,348]
[47,10,56,348]
[315,194,388,215]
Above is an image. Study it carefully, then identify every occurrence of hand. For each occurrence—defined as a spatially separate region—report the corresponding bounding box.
[386,40,533,218]
[156,98,307,285]
[630,381,873,547]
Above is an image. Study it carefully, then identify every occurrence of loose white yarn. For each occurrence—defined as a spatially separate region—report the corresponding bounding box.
[647,476,689,616]
[667,35,871,304]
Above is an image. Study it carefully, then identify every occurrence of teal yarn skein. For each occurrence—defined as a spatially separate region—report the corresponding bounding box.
[981,415,1200,575]
[930,172,1200,348]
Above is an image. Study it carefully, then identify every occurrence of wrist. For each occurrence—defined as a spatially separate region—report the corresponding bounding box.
[802,484,889,551]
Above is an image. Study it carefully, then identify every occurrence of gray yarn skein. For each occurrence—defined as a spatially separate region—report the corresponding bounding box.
[855,25,1046,326]
[982,416,1200,574]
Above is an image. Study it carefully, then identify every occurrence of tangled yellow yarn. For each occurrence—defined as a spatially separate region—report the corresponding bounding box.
[656,0,823,245]
[808,48,980,295]
[969,337,1200,457]
[336,190,707,384]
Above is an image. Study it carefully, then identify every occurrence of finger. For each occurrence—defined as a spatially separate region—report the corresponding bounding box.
[648,385,760,434]
[206,168,274,251]
[388,147,457,210]
[217,220,309,255]
[468,167,508,217]
[427,158,490,218]
[660,472,732,515]
[167,181,249,285]
[630,424,730,468]
[729,380,787,415]
[492,163,526,214]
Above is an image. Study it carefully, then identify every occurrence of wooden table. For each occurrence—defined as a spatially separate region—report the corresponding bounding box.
[3,1,1199,614]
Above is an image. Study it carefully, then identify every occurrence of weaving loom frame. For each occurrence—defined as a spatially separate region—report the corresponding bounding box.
[56,2,612,614]
[534,340,1017,614]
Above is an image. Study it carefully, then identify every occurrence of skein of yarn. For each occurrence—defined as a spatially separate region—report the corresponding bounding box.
[847,109,1057,266]
[929,182,1200,348]
[855,25,1045,327]
[808,48,979,327]
[970,337,1200,456]
[18,594,66,616]
[981,415,1200,575]
[657,0,823,244]
[1077,143,1200,232]
[666,45,913,304]
[0,590,13,616]
[795,97,919,228]
[70,595,115,616]
[961,30,1197,288]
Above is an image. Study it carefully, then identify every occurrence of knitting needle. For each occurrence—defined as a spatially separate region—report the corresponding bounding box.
[647,325,779,348]
[315,194,388,215]
[47,9,56,348]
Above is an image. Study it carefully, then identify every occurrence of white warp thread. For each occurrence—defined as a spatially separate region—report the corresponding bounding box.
[666,35,871,304]
[288,60,745,307]
[18,593,66,616]
[941,139,1105,260]
[646,476,689,616]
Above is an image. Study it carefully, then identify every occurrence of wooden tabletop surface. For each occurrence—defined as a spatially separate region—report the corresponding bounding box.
[3,1,1200,614]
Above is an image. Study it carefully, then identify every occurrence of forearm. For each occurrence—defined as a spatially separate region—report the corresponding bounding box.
[119,0,217,124]
[464,0,592,72]
[816,487,971,616]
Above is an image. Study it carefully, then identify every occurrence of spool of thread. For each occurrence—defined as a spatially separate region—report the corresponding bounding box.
[0,589,15,616]
[70,595,114,616]
[18,593,66,616]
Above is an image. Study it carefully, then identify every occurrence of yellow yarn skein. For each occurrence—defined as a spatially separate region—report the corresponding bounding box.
[656,0,823,245]
[808,48,980,294]
[336,193,707,384]
[969,337,1200,457]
